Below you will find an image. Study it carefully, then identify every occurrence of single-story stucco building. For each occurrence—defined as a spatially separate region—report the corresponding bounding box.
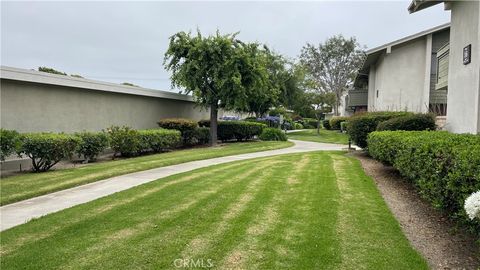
[0,66,225,133]
[347,0,479,134]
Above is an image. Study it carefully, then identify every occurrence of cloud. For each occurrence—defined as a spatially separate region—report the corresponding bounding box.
[1,1,449,91]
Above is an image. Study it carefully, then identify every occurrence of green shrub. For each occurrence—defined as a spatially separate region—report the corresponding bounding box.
[158,118,198,145]
[19,133,80,172]
[259,128,287,141]
[293,122,304,130]
[138,129,181,153]
[302,118,319,129]
[180,127,210,146]
[322,120,331,130]
[329,117,349,130]
[157,118,197,133]
[195,127,210,145]
[198,120,266,141]
[376,113,436,131]
[106,126,141,157]
[198,120,210,128]
[340,121,348,132]
[75,131,109,162]
[367,131,480,234]
[0,129,20,161]
[346,111,412,148]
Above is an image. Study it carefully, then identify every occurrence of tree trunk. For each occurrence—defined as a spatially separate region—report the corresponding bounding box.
[334,91,341,116]
[316,113,321,135]
[334,102,340,116]
[209,102,218,146]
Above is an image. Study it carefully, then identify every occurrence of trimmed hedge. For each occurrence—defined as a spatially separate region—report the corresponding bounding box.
[106,126,141,157]
[198,120,266,141]
[75,131,109,162]
[0,129,20,161]
[302,118,319,129]
[158,118,199,146]
[368,131,480,234]
[346,111,412,148]
[19,133,80,172]
[293,122,304,130]
[259,128,287,141]
[329,117,349,130]
[157,118,197,133]
[322,120,331,130]
[182,127,210,146]
[107,126,182,157]
[139,129,181,153]
[376,113,436,131]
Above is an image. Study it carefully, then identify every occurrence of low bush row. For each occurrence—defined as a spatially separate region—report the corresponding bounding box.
[101,127,182,158]
[1,127,182,172]
[198,120,265,141]
[367,131,480,234]
[376,113,436,131]
[158,118,210,146]
[346,111,414,148]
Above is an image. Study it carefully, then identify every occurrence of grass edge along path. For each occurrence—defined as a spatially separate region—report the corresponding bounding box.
[288,129,349,144]
[0,151,428,269]
[0,141,293,205]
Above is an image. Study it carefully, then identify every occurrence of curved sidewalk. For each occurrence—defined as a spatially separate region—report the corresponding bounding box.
[0,140,349,231]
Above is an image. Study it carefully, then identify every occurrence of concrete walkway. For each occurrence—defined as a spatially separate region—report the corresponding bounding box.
[0,140,348,231]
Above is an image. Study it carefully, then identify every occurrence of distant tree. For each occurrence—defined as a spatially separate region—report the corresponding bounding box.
[164,30,268,146]
[300,35,365,115]
[121,82,139,87]
[278,64,312,116]
[70,74,84,78]
[38,67,67,76]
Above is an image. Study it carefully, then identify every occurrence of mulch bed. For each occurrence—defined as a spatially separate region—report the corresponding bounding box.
[351,151,479,270]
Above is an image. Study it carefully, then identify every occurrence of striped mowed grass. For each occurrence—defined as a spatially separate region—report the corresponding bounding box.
[0,152,427,269]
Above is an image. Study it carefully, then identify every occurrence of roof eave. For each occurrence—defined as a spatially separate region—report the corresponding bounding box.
[408,0,443,13]
[0,66,193,102]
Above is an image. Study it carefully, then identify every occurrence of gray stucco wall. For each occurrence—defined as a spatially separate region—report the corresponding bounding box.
[0,79,211,133]
[445,1,480,134]
[368,37,429,112]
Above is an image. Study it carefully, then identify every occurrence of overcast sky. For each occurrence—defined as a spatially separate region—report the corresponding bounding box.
[1,1,449,91]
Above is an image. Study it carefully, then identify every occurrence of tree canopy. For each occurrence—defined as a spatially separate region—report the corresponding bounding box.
[300,35,365,115]
[164,30,269,145]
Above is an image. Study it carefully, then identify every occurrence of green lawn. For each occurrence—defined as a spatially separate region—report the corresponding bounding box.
[0,141,293,205]
[0,152,427,269]
[289,129,349,144]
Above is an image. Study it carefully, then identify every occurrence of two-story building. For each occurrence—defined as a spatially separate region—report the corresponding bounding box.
[347,0,479,134]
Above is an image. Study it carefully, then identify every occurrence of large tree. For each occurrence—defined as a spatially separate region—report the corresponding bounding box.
[300,35,365,115]
[164,31,267,146]
[245,48,286,117]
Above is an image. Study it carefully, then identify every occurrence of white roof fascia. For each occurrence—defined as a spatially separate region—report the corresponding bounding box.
[0,65,194,102]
